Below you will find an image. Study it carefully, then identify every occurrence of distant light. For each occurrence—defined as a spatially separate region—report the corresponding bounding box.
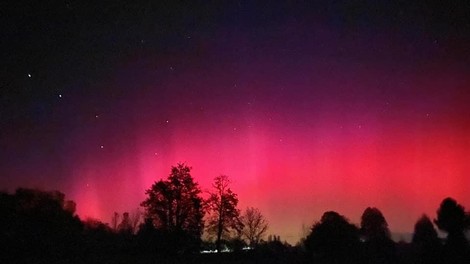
[27,73,32,78]
[100,145,104,149]
[200,250,217,254]
[58,94,62,98]
[165,120,169,123]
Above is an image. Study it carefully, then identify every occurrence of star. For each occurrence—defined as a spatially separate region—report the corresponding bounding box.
[27,73,32,78]
[100,145,104,149]
[165,120,169,123]
[58,94,62,98]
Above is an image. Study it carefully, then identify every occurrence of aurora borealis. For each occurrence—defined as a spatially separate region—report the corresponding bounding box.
[1,1,470,244]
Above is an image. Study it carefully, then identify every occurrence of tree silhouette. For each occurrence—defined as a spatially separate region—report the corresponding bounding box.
[241,207,268,247]
[111,212,120,231]
[360,207,395,263]
[434,198,469,241]
[118,212,133,235]
[434,197,470,260]
[141,163,205,253]
[413,214,439,245]
[206,175,243,253]
[360,207,391,241]
[129,208,142,233]
[304,211,360,261]
[412,214,443,264]
[136,217,159,254]
[0,188,83,259]
[112,209,142,234]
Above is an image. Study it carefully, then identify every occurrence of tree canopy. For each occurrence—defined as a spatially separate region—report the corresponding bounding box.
[141,163,205,252]
[434,197,469,236]
[434,197,470,253]
[304,211,360,261]
[206,175,243,252]
[360,207,391,241]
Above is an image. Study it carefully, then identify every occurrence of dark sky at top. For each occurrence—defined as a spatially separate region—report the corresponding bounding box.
[1,1,470,243]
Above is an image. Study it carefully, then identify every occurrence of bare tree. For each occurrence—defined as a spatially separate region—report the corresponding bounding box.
[130,208,142,233]
[118,212,132,234]
[206,175,243,253]
[241,207,268,247]
[111,212,120,231]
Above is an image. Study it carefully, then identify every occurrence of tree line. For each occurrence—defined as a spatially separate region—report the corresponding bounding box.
[139,163,268,254]
[0,163,270,261]
[301,198,470,263]
[1,163,470,263]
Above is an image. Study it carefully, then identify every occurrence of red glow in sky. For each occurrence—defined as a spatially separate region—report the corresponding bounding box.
[2,2,470,245]
[63,63,470,244]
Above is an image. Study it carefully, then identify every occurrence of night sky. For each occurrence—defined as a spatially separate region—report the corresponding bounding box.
[1,1,470,243]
